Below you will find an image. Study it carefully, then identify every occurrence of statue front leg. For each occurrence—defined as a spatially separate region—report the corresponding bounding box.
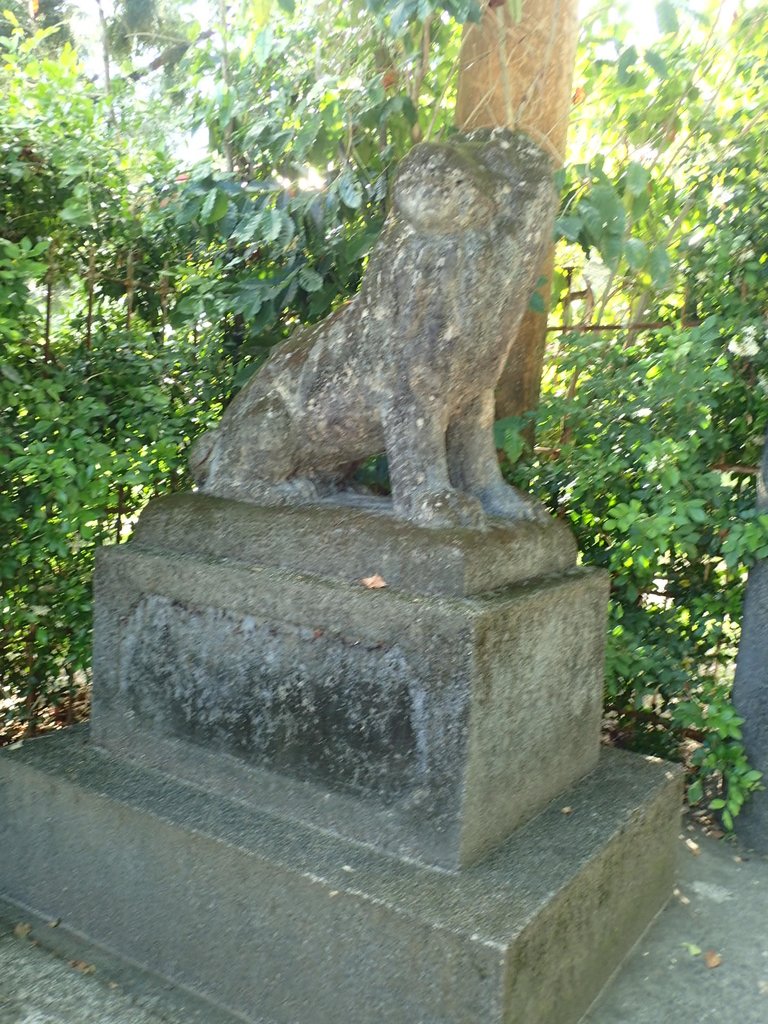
[384,406,485,529]
[447,391,548,522]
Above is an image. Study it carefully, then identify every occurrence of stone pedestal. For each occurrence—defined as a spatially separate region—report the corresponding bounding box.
[91,494,606,870]
[0,494,682,1024]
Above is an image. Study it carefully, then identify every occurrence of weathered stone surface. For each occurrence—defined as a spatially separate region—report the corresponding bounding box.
[91,502,608,870]
[189,129,557,529]
[132,492,578,598]
[732,434,768,850]
[0,730,683,1024]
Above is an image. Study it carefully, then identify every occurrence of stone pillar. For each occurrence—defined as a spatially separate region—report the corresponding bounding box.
[733,433,768,849]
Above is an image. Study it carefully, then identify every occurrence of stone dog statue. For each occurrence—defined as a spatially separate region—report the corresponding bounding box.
[189,129,557,529]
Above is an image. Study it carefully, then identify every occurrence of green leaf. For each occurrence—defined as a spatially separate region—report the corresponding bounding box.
[276,0,294,12]
[687,779,703,805]
[493,416,525,463]
[261,207,283,242]
[232,214,263,244]
[528,291,546,314]
[201,189,229,225]
[338,170,363,210]
[645,49,668,78]
[253,25,274,65]
[625,161,649,197]
[580,185,625,243]
[649,246,672,289]
[625,237,649,270]
[599,232,624,271]
[556,215,582,242]
[458,0,483,21]
[298,266,323,292]
[276,212,295,250]
[617,46,638,84]
[60,203,91,226]
[346,224,383,262]
[656,0,679,34]
[632,189,651,220]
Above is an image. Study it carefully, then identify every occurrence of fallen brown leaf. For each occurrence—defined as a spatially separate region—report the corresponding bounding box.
[685,838,701,856]
[13,923,32,940]
[561,806,574,816]
[704,950,722,969]
[360,574,387,589]
[70,959,95,974]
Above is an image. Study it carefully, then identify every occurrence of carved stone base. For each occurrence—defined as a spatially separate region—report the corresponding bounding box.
[91,495,608,870]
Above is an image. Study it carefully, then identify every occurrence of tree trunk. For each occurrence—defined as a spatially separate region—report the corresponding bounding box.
[456,0,580,423]
[732,433,768,851]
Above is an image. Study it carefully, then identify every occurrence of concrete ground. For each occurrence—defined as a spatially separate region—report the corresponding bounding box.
[1,823,767,1024]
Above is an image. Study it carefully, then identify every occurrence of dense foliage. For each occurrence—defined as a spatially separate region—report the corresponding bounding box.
[505,0,768,825]
[1,0,767,826]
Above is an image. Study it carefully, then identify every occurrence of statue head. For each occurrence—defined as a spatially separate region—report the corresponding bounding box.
[393,141,498,234]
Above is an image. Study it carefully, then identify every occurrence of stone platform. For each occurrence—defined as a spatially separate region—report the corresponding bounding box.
[0,729,682,1024]
[0,496,683,1023]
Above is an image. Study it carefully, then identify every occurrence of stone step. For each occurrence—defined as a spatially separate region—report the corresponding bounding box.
[0,729,681,1024]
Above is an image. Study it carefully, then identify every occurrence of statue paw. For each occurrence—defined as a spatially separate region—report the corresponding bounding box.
[406,489,487,530]
[479,484,550,523]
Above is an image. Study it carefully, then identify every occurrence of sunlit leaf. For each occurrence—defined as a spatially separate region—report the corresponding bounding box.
[649,246,671,289]
[625,237,648,270]
[338,170,363,210]
[645,49,668,78]
[625,161,649,197]
[250,0,273,26]
[617,46,638,84]
[656,0,679,34]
